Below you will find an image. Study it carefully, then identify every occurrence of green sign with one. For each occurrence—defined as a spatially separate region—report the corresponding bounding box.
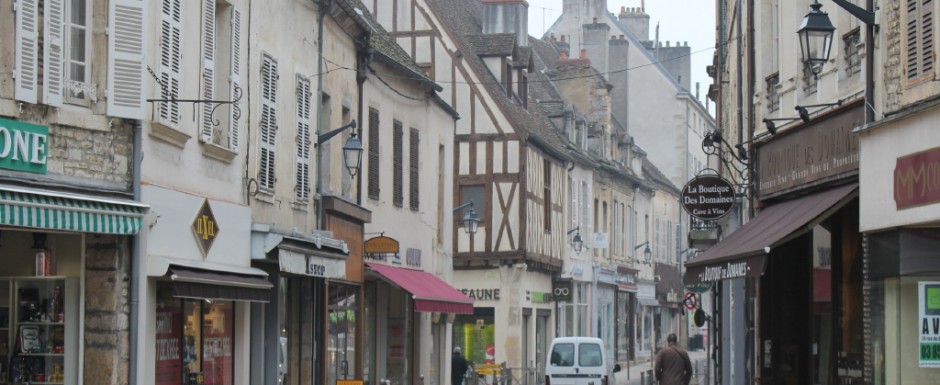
[0,118,48,174]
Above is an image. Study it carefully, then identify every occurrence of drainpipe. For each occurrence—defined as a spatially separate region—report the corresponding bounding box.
[315,0,332,229]
[129,119,143,385]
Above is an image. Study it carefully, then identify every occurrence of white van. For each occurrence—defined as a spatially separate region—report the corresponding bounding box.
[544,337,620,385]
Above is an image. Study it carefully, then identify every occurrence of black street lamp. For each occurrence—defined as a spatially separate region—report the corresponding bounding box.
[797,1,836,76]
[635,241,652,265]
[454,201,481,235]
[342,132,363,177]
[567,226,584,254]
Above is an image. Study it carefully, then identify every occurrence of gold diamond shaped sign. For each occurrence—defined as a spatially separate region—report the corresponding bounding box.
[192,199,219,256]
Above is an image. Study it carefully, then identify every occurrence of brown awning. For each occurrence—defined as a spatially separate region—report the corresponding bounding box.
[166,265,273,302]
[685,183,858,284]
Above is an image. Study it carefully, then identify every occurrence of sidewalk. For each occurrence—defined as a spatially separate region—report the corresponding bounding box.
[615,349,709,385]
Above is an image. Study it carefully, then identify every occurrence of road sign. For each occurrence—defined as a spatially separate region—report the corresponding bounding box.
[337,380,363,385]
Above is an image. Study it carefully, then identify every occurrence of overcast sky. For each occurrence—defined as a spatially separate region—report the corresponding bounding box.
[526,0,716,109]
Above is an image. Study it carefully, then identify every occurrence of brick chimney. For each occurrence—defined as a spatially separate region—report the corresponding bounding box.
[482,0,529,47]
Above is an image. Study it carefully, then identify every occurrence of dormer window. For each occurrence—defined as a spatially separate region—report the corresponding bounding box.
[518,70,528,109]
[504,60,513,98]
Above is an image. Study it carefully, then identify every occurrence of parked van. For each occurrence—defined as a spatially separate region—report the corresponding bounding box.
[545,337,620,385]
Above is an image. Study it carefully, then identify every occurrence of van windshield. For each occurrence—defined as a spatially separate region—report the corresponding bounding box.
[549,343,575,367]
[578,343,603,367]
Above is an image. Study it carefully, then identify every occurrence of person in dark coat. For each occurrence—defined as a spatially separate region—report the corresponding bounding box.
[654,333,693,385]
[452,347,471,385]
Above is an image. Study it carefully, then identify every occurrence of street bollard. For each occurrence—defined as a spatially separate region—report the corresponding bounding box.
[640,371,645,385]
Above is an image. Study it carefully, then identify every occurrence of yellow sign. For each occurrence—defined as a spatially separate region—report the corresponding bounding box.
[337,380,363,385]
[191,199,219,256]
[364,236,399,253]
[476,364,502,375]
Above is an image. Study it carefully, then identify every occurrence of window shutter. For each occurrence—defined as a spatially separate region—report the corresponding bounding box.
[259,55,278,192]
[295,75,312,202]
[409,128,419,211]
[907,0,936,80]
[393,121,403,207]
[921,0,935,77]
[158,0,181,125]
[229,7,242,150]
[14,0,39,103]
[367,108,380,200]
[42,0,64,107]
[108,0,146,119]
[200,0,216,142]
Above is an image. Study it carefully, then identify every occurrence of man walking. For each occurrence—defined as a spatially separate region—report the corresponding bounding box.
[452,347,470,385]
[654,333,693,385]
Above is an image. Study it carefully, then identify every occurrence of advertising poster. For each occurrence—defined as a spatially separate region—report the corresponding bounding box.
[156,300,182,385]
[202,303,234,385]
[920,281,940,368]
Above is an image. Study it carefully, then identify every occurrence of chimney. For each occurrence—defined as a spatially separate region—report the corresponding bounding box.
[618,3,650,41]
[696,82,700,100]
[482,0,529,47]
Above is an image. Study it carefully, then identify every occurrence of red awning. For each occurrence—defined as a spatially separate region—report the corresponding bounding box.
[366,263,474,314]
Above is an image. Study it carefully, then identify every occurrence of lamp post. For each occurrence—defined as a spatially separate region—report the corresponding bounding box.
[798,0,877,124]
[634,241,652,265]
[316,120,363,229]
[567,226,584,255]
[453,201,481,235]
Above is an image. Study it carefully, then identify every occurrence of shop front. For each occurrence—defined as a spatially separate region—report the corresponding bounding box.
[249,224,349,385]
[655,263,684,344]
[635,281,658,360]
[615,266,638,362]
[686,103,864,385]
[858,101,940,384]
[594,267,617,359]
[556,259,594,337]
[365,263,473,385]
[143,186,272,385]
[0,184,148,385]
[454,266,554,383]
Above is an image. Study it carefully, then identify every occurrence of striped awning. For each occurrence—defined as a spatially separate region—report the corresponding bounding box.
[0,185,148,235]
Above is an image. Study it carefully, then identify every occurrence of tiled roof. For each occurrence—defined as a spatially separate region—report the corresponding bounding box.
[465,33,517,57]
[642,157,681,194]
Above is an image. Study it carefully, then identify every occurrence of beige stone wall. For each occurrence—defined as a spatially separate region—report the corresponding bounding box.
[83,234,132,385]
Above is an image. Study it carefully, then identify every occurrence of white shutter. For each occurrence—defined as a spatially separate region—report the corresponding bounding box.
[200,0,216,142]
[259,55,278,191]
[295,75,311,202]
[158,0,181,125]
[107,0,146,119]
[229,7,242,150]
[14,0,40,103]
[42,0,64,107]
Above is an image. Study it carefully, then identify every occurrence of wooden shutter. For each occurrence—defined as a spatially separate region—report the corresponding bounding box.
[43,0,64,107]
[409,128,419,211]
[200,0,216,142]
[393,121,403,207]
[295,75,312,202]
[14,0,39,103]
[229,7,242,150]
[907,0,936,81]
[259,55,278,192]
[367,108,380,200]
[158,0,181,124]
[108,0,146,119]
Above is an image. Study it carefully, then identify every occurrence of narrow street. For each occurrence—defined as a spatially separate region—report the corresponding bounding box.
[615,349,709,385]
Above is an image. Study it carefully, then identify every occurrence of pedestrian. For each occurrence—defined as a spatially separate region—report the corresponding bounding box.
[654,333,693,385]
[452,346,470,385]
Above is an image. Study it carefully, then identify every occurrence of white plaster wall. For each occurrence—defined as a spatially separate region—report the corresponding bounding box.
[859,107,940,231]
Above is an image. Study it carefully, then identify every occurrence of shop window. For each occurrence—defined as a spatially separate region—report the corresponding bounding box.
[327,284,359,385]
[454,309,496,366]
[155,286,234,385]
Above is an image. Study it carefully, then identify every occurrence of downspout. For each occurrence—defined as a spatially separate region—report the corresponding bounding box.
[746,0,755,218]
[735,0,744,226]
[315,0,332,229]
[865,0,874,125]
[129,119,143,385]
[356,38,373,206]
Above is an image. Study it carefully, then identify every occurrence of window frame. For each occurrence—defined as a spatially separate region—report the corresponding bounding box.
[64,0,92,106]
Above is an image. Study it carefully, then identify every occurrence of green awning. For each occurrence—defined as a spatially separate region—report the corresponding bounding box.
[0,185,148,235]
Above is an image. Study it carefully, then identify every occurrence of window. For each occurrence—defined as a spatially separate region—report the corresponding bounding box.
[158,0,182,125]
[843,27,862,76]
[295,75,312,203]
[765,73,780,112]
[200,0,242,150]
[155,286,235,385]
[905,0,935,83]
[409,128,419,211]
[393,121,404,207]
[368,108,380,201]
[544,159,551,232]
[504,61,513,98]
[259,54,278,192]
[801,65,818,95]
[518,70,528,109]
[64,0,91,104]
[578,343,603,367]
[459,185,484,232]
[550,343,575,367]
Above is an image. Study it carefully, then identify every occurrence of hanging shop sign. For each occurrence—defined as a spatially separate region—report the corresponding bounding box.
[684,254,768,284]
[191,199,219,256]
[919,281,940,367]
[364,235,400,263]
[0,118,48,174]
[552,280,573,302]
[895,146,940,209]
[681,175,736,221]
[278,249,346,279]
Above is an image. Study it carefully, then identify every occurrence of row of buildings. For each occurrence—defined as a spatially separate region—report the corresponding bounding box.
[693,0,940,384]
[0,1,714,385]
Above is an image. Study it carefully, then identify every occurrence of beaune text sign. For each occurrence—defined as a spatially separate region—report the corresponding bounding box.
[681,175,737,221]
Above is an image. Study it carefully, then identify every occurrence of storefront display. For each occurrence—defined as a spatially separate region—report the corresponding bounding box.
[155,286,234,385]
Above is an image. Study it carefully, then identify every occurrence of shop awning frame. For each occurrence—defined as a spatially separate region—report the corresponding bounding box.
[0,184,148,235]
[165,265,273,302]
[685,183,858,284]
[366,262,474,314]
